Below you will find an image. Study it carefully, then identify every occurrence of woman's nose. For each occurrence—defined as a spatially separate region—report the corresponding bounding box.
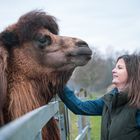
[112,68,116,73]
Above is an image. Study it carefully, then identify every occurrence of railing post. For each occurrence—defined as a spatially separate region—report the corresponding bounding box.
[87,117,91,140]
[78,115,83,134]
[59,114,66,140]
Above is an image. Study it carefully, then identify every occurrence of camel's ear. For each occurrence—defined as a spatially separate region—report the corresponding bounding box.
[0,30,19,48]
[0,46,8,111]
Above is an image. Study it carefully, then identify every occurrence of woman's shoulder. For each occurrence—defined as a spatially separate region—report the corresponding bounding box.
[103,87,118,98]
[101,87,118,105]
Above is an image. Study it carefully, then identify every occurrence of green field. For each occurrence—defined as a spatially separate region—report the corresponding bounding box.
[90,116,101,140]
[69,111,101,140]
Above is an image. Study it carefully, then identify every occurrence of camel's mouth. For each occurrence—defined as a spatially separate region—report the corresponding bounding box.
[66,47,92,58]
[65,47,92,67]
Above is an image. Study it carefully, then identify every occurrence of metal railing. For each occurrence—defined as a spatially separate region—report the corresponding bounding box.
[0,100,90,140]
[75,115,90,140]
[0,101,59,140]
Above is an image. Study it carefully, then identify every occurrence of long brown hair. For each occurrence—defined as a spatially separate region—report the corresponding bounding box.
[117,54,140,108]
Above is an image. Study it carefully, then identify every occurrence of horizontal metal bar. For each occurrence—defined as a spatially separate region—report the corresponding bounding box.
[0,101,59,140]
[75,125,90,140]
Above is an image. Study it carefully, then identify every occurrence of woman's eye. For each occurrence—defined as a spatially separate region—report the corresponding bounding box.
[118,66,123,69]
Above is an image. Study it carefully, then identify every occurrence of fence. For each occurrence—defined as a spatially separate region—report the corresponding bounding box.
[0,98,90,140]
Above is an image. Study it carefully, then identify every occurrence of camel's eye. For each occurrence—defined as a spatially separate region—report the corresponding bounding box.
[35,34,52,49]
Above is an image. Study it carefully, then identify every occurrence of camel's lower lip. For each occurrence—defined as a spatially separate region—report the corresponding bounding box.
[67,47,92,56]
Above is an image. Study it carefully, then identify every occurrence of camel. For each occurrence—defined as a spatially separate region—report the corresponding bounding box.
[0,10,92,139]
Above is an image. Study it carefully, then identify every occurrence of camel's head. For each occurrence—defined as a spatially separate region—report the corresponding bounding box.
[0,10,92,77]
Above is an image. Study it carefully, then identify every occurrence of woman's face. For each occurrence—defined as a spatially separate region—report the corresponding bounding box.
[112,58,128,90]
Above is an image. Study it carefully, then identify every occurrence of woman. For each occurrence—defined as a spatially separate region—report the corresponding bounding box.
[59,54,140,140]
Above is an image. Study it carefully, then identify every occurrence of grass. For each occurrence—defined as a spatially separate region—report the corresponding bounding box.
[90,116,101,140]
[69,112,101,140]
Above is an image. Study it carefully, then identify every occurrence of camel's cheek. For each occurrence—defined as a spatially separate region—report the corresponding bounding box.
[42,52,67,68]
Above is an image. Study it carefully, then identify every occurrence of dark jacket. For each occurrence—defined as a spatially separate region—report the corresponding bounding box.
[101,91,140,140]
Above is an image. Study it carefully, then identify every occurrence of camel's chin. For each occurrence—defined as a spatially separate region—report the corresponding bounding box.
[71,55,91,66]
[56,56,91,71]
[74,60,90,67]
[76,60,90,66]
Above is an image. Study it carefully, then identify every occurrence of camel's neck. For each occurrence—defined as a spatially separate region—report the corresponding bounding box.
[5,71,72,121]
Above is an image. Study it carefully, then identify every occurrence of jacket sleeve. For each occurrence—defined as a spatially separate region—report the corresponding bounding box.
[58,86,104,116]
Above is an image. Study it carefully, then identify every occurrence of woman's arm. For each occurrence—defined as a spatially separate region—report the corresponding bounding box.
[59,86,104,116]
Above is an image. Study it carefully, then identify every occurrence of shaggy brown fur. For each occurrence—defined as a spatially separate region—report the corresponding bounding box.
[0,10,92,139]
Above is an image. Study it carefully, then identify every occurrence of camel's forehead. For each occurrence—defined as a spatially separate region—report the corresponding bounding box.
[37,28,54,36]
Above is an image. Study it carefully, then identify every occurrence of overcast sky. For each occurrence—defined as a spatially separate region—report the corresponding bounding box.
[0,0,140,54]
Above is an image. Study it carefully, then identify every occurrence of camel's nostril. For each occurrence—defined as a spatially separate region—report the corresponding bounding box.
[76,41,89,48]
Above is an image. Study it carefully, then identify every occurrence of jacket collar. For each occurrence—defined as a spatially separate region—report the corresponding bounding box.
[103,88,128,108]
